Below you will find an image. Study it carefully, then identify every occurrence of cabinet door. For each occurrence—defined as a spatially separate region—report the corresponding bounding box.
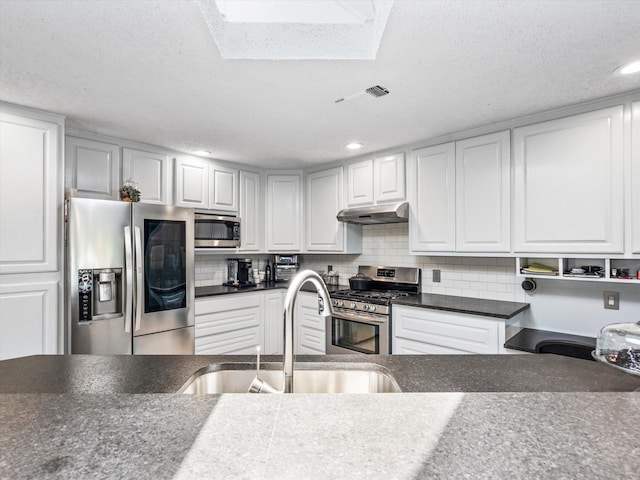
[346,159,374,206]
[374,152,405,203]
[174,156,209,209]
[264,291,284,354]
[0,281,58,360]
[194,294,263,355]
[295,292,326,354]
[65,136,120,200]
[513,106,624,253]
[392,305,500,354]
[1,112,60,274]
[122,148,170,205]
[409,142,456,252]
[209,164,238,212]
[306,167,344,252]
[266,174,302,252]
[239,170,263,252]
[455,130,510,252]
[632,101,640,254]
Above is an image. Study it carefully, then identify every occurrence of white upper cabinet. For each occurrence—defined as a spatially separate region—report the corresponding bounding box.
[266,173,302,252]
[632,101,640,254]
[374,152,406,203]
[455,130,510,252]
[346,159,374,206]
[1,109,61,274]
[239,170,262,252]
[174,156,238,212]
[410,142,456,252]
[209,163,238,212]
[346,152,405,206]
[65,136,120,200]
[305,166,361,253]
[122,147,170,205]
[513,106,624,254]
[174,155,209,209]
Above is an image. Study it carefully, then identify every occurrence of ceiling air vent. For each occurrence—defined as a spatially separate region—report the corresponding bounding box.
[366,85,389,97]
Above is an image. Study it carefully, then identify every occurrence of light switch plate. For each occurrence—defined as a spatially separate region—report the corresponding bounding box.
[603,291,619,310]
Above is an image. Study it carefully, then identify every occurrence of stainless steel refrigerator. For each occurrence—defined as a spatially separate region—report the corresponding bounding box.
[66,197,195,354]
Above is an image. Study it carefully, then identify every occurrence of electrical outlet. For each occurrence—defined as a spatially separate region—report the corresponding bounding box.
[432,269,441,283]
[603,291,619,310]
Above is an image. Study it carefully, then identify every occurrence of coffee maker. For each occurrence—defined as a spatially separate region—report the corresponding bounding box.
[225,258,254,287]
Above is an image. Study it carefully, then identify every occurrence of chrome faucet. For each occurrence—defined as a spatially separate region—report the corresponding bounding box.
[247,270,333,394]
[283,270,333,393]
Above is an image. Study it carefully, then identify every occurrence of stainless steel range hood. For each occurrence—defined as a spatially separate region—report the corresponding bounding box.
[336,202,409,225]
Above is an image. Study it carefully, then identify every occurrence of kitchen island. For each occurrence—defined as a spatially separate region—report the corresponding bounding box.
[1,354,638,479]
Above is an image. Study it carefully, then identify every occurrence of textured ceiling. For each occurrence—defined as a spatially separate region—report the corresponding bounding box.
[1,0,639,168]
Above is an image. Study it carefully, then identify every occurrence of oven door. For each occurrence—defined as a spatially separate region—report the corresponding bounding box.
[326,310,389,355]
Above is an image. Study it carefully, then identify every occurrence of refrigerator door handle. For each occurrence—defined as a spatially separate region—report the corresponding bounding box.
[124,226,133,333]
[134,226,143,332]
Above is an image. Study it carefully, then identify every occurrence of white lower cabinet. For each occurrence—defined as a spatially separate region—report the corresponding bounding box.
[392,305,508,354]
[195,293,263,355]
[295,292,326,354]
[0,281,59,360]
[195,291,285,355]
[264,291,284,355]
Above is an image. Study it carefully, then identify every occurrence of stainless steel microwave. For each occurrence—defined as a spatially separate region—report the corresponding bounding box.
[194,213,240,248]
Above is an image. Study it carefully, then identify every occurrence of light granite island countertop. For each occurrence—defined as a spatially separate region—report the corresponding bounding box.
[1,354,638,479]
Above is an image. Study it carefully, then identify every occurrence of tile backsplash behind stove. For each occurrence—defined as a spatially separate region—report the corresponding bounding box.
[195,223,526,303]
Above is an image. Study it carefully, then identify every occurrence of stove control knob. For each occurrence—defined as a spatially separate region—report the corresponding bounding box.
[336,300,344,308]
[368,305,377,312]
[350,302,357,309]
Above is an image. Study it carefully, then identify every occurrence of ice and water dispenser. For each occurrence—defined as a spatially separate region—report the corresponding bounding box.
[78,268,123,322]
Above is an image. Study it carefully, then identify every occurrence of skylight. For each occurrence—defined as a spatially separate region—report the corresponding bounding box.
[195,0,393,60]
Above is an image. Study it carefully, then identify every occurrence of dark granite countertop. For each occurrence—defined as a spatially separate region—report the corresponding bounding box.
[391,293,529,319]
[195,282,343,297]
[1,354,639,479]
[1,354,638,394]
[505,327,597,354]
[196,285,530,319]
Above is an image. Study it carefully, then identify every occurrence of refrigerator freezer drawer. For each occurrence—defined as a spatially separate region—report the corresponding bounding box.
[133,326,194,354]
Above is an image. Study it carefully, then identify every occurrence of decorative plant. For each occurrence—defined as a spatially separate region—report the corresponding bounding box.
[120,179,140,202]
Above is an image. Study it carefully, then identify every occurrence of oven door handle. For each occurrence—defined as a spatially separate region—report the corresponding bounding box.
[331,310,388,324]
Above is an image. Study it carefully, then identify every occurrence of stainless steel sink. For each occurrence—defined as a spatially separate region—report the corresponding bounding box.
[179,362,402,394]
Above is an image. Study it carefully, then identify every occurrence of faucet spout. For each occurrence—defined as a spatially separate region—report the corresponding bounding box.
[282,270,333,393]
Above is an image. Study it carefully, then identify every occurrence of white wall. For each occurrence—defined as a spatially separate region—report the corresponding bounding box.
[194,224,640,338]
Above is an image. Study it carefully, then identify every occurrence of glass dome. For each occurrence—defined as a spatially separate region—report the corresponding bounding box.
[593,321,640,376]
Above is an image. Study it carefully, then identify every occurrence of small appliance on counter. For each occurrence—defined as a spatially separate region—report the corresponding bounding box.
[225,258,255,287]
[273,255,299,282]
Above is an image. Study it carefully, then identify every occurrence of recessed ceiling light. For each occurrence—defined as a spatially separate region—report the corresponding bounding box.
[346,142,364,150]
[193,150,211,156]
[615,60,640,75]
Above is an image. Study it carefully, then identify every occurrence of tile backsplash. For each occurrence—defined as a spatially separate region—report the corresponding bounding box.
[195,224,527,303]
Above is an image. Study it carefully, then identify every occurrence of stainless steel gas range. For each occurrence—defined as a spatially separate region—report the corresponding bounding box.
[326,266,421,355]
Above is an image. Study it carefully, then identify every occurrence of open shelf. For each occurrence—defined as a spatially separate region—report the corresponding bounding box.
[517,257,640,284]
